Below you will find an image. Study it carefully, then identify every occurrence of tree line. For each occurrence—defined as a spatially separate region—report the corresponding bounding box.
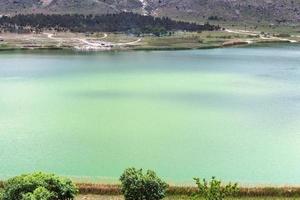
[0,170,238,200]
[0,12,220,35]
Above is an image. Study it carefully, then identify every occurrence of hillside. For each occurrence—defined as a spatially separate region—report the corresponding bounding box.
[150,0,300,24]
[0,0,300,24]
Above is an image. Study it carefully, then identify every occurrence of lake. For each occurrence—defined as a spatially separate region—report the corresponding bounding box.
[0,44,300,185]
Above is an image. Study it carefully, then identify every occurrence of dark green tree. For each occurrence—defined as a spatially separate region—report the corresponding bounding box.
[120,168,168,200]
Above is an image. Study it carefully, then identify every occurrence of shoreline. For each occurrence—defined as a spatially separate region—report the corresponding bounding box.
[0,40,295,53]
[0,29,298,53]
[75,183,300,197]
[2,180,300,197]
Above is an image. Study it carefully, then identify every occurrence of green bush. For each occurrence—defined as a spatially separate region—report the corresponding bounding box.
[120,168,168,200]
[21,187,55,200]
[193,177,239,200]
[2,172,78,200]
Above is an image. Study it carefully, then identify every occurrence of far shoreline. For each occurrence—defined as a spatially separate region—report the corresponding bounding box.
[0,40,295,53]
[0,28,298,53]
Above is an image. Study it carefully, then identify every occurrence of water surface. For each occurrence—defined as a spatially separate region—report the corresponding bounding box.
[0,45,300,185]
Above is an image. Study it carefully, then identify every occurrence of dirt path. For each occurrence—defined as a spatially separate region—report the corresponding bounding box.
[43,32,142,50]
[225,29,259,36]
[74,34,142,50]
[75,38,111,47]
[94,33,108,40]
[76,36,141,48]
[115,38,142,46]
[225,29,298,43]
[74,34,109,47]
[43,32,63,46]
[259,35,297,43]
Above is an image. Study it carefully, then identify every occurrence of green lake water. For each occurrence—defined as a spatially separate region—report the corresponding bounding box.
[0,44,300,185]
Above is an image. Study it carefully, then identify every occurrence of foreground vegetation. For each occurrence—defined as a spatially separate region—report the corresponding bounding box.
[120,168,168,200]
[0,172,78,200]
[1,170,300,200]
[75,196,300,200]
[76,184,300,197]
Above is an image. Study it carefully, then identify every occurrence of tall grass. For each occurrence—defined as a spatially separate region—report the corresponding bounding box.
[76,183,121,195]
[74,184,300,197]
[238,187,300,197]
[1,179,299,197]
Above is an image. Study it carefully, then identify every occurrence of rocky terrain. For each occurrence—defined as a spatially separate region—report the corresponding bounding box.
[0,0,300,24]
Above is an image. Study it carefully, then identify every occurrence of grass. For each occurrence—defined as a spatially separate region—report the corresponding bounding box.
[0,26,299,52]
[132,31,249,50]
[75,195,193,200]
[75,195,300,200]
[134,29,299,50]
[76,183,300,198]
[75,195,190,200]
[17,181,300,200]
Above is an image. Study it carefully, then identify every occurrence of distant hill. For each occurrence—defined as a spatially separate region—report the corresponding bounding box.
[1,0,300,24]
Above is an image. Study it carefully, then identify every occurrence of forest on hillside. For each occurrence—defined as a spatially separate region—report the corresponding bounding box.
[0,12,220,35]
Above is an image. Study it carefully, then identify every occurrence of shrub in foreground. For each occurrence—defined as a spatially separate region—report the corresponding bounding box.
[21,187,55,200]
[120,168,168,200]
[193,176,239,200]
[2,172,78,200]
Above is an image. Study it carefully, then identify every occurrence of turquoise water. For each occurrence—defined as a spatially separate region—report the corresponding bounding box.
[0,45,300,185]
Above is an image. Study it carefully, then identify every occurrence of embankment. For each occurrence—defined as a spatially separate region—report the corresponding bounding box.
[75,183,300,197]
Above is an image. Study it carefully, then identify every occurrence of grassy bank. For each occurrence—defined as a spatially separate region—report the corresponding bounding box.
[0,30,298,52]
[2,180,300,197]
[75,196,300,200]
[76,185,300,199]
[75,183,300,198]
